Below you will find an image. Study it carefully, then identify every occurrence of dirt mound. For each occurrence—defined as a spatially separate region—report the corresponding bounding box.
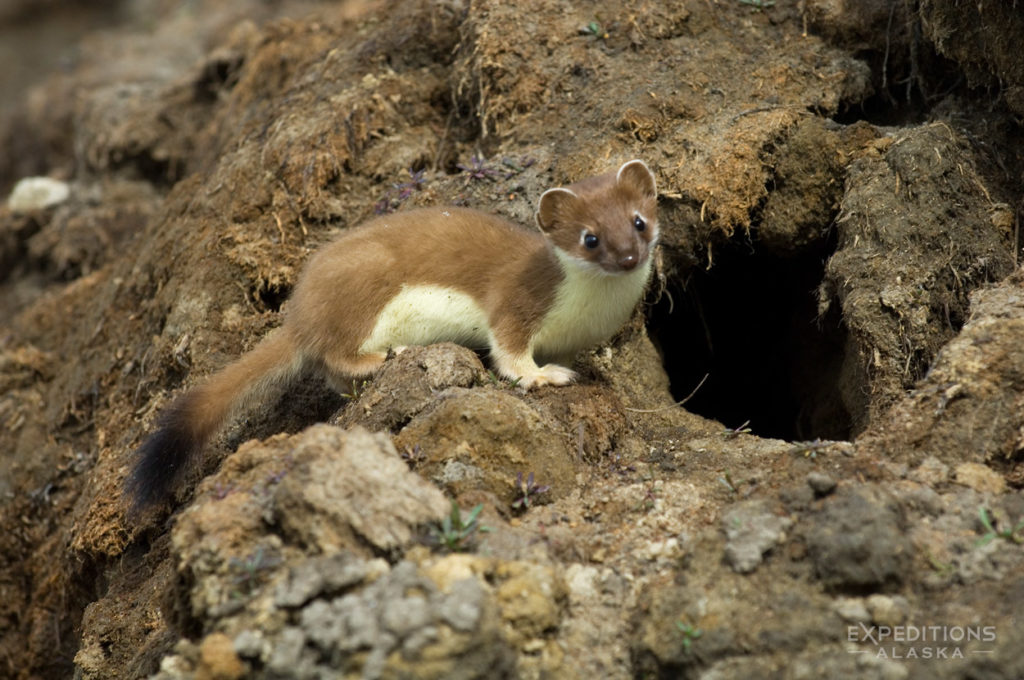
[1,1,1023,678]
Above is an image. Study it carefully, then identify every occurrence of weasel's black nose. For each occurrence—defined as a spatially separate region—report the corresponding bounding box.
[618,253,638,270]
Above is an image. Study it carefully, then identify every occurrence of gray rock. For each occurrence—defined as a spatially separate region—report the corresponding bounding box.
[334,594,379,652]
[266,626,308,676]
[722,500,793,573]
[300,600,344,653]
[438,578,485,632]
[865,594,909,627]
[401,625,439,655]
[275,552,368,608]
[275,567,326,609]
[806,472,837,496]
[272,426,450,554]
[7,176,70,213]
[907,456,949,485]
[832,597,870,623]
[232,629,266,660]
[381,595,431,638]
[805,486,910,591]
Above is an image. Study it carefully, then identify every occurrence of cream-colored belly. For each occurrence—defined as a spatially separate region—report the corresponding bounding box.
[359,284,491,353]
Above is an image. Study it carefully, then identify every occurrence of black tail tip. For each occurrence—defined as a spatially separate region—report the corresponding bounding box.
[123,418,200,514]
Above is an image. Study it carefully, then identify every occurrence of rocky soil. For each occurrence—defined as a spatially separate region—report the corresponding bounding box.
[1,1,1023,679]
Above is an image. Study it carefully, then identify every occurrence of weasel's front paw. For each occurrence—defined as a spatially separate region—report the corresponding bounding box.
[520,364,577,389]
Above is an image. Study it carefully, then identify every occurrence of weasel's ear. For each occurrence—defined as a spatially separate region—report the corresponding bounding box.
[536,187,581,232]
[616,159,657,199]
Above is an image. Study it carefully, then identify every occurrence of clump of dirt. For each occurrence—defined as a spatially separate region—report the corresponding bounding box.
[340,343,487,433]
[823,122,1016,430]
[1,1,1024,679]
[859,268,1024,469]
[756,117,851,256]
[920,0,1024,116]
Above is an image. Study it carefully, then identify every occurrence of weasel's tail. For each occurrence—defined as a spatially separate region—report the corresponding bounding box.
[125,328,302,512]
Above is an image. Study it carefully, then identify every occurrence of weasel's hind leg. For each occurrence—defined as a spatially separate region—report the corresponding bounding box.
[320,350,388,396]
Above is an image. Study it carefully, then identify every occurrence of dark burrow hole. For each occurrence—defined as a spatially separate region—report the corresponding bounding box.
[832,86,935,128]
[648,237,853,442]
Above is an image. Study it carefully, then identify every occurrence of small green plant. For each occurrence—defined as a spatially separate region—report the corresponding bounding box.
[675,621,703,652]
[485,369,522,389]
[512,471,551,511]
[718,470,741,495]
[499,156,536,176]
[976,506,1024,547]
[581,20,609,40]
[431,501,490,552]
[737,0,774,10]
[924,550,954,576]
[720,420,751,439]
[341,379,370,400]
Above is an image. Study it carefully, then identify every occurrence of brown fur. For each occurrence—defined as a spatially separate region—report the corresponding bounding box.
[124,329,302,510]
[287,207,562,375]
[537,161,658,273]
[126,160,659,509]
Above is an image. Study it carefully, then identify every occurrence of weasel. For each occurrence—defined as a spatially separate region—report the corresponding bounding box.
[126,159,659,510]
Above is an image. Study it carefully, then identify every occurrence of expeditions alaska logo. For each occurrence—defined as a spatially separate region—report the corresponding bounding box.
[848,623,996,659]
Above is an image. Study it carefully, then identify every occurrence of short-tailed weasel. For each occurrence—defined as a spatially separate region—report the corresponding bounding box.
[126,160,659,509]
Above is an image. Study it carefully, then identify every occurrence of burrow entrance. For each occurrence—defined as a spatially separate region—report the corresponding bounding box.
[648,237,854,442]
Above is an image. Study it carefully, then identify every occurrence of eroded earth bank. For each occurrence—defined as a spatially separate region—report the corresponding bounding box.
[1,0,1023,678]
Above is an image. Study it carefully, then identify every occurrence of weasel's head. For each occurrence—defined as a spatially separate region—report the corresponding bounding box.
[535,159,659,275]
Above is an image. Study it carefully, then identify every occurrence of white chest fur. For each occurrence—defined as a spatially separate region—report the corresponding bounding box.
[531,248,652,362]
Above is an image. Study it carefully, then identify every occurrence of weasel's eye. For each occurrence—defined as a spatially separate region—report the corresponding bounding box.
[583,233,600,249]
[633,215,646,232]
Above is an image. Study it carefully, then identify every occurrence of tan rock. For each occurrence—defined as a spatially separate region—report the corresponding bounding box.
[953,463,1006,495]
[196,632,246,680]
